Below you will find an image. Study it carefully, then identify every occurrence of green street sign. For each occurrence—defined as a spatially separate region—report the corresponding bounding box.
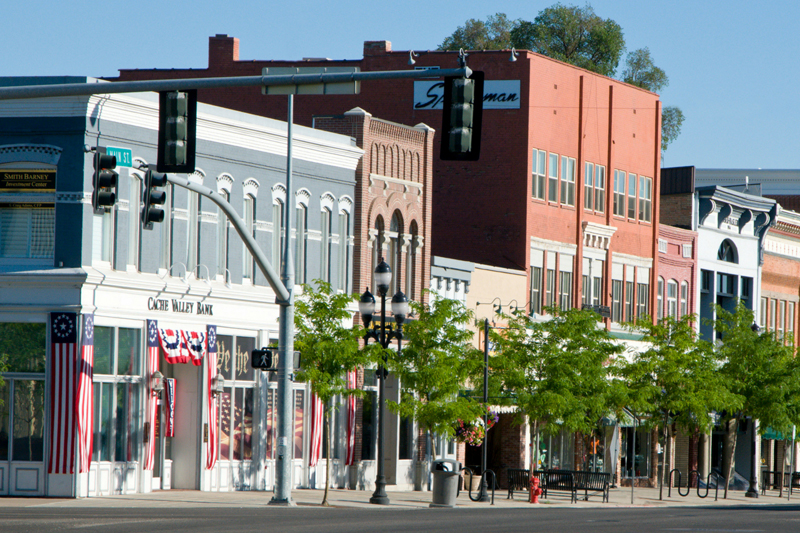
[106,146,132,168]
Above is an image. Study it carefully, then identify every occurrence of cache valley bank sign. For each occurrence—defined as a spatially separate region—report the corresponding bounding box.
[413,80,520,110]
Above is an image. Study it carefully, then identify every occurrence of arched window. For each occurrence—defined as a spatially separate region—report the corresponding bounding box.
[320,207,332,283]
[295,202,307,284]
[218,189,230,280]
[717,239,738,263]
[667,280,678,318]
[129,172,142,270]
[373,216,384,291]
[389,212,403,295]
[680,281,688,318]
[243,194,255,280]
[406,221,418,300]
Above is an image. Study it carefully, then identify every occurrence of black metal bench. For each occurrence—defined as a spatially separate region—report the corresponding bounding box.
[570,471,610,502]
[761,470,800,495]
[533,470,577,503]
[506,468,530,500]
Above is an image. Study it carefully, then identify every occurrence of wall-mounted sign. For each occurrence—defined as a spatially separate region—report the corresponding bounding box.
[414,80,521,110]
[0,202,53,209]
[0,170,56,192]
[148,297,214,316]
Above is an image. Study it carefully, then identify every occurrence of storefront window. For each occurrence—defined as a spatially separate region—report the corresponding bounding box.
[265,389,276,460]
[216,335,256,462]
[293,390,304,460]
[540,428,574,470]
[621,426,650,478]
[0,323,46,463]
[92,326,143,464]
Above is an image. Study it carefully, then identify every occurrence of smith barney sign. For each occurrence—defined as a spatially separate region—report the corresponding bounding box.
[414,80,520,110]
[0,170,56,192]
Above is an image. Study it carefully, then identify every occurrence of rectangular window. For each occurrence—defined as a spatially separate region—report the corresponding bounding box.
[595,166,606,214]
[532,149,546,200]
[548,153,559,202]
[293,390,304,460]
[778,301,786,341]
[657,278,664,320]
[593,276,602,307]
[399,416,414,460]
[530,266,542,315]
[759,297,767,328]
[559,271,572,310]
[0,206,55,259]
[561,156,575,206]
[272,200,284,272]
[637,283,649,319]
[582,274,590,306]
[613,170,625,216]
[741,277,752,307]
[11,380,45,461]
[296,204,307,284]
[546,269,556,308]
[361,390,376,460]
[611,280,622,322]
[769,299,776,332]
[788,302,795,345]
[701,270,712,293]
[639,176,652,222]
[584,162,594,210]
[243,196,255,280]
[626,281,635,322]
[187,193,200,275]
[129,176,140,269]
[680,282,688,318]
[628,173,637,220]
[667,280,678,319]
[218,190,229,280]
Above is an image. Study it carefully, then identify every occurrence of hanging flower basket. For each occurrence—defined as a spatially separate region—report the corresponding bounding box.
[455,408,499,447]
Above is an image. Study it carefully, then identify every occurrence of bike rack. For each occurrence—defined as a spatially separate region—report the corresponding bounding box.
[667,468,681,498]
[464,467,496,505]
[668,469,719,499]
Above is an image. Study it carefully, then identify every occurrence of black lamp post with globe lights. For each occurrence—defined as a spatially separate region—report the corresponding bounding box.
[359,259,409,505]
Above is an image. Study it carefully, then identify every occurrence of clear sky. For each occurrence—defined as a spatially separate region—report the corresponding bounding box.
[3,0,798,169]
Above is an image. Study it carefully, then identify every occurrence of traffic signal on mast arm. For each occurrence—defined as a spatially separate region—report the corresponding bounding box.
[141,166,167,230]
[157,90,197,173]
[92,147,118,214]
[439,71,484,161]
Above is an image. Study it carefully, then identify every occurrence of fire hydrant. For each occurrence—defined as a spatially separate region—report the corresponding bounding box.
[530,476,543,504]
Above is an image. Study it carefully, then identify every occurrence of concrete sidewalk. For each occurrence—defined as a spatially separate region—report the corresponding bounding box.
[3,486,800,510]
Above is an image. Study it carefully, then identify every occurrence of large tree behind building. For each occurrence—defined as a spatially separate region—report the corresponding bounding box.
[510,3,625,77]
[437,4,684,154]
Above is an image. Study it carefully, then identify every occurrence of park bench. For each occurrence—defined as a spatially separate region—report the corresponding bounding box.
[761,470,800,495]
[569,470,610,503]
[506,468,531,500]
[533,470,578,503]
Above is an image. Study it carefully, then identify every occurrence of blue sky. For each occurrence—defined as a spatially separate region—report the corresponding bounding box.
[3,0,798,169]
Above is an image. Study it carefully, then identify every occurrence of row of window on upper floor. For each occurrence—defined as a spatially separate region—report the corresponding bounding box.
[93,172,353,292]
[531,149,652,223]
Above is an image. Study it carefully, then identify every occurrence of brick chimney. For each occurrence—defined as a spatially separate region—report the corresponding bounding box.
[364,41,391,56]
[209,34,239,67]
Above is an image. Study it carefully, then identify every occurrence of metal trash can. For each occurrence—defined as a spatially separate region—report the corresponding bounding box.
[430,458,462,508]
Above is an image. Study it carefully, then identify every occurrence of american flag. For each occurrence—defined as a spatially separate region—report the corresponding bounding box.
[206,324,218,469]
[183,330,206,367]
[308,393,323,467]
[345,370,357,466]
[145,319,160,471]
[48,312,78,474]
[75,314,94,474]
[165,378,176,437]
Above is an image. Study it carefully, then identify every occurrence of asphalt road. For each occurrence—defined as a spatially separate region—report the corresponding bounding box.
[2,505,799,533]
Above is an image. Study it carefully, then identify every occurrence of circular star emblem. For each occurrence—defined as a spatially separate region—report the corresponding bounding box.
[84,315,93,339]
[148,321,158,344]
[53,314,74,340]
[208,328,217,350]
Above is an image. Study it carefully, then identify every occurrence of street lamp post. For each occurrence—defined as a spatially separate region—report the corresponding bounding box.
[746,322,761,498]
[359,259,409,505]
[477,318,491,502]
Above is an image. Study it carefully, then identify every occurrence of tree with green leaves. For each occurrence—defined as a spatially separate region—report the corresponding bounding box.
[294,281,375,506]
[713,301,800,498]
[438,4,684,154]
[510,3,625,77]
[618,314,738,498]
[437,13,516,51]
[493,306,623,471]
[386,293,484,463]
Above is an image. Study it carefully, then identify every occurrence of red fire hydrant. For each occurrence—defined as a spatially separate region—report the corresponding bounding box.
[530,476,543,504]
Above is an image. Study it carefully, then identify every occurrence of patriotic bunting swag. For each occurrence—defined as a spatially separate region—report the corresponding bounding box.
[75,314,95,474]
[48,312,78,474]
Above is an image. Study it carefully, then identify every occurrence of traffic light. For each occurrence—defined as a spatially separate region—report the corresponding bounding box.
[251,347,277,371]
[141,166,167,230]
[157,90,197,174]
[92,146,118,214]
[440,71,484,161]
